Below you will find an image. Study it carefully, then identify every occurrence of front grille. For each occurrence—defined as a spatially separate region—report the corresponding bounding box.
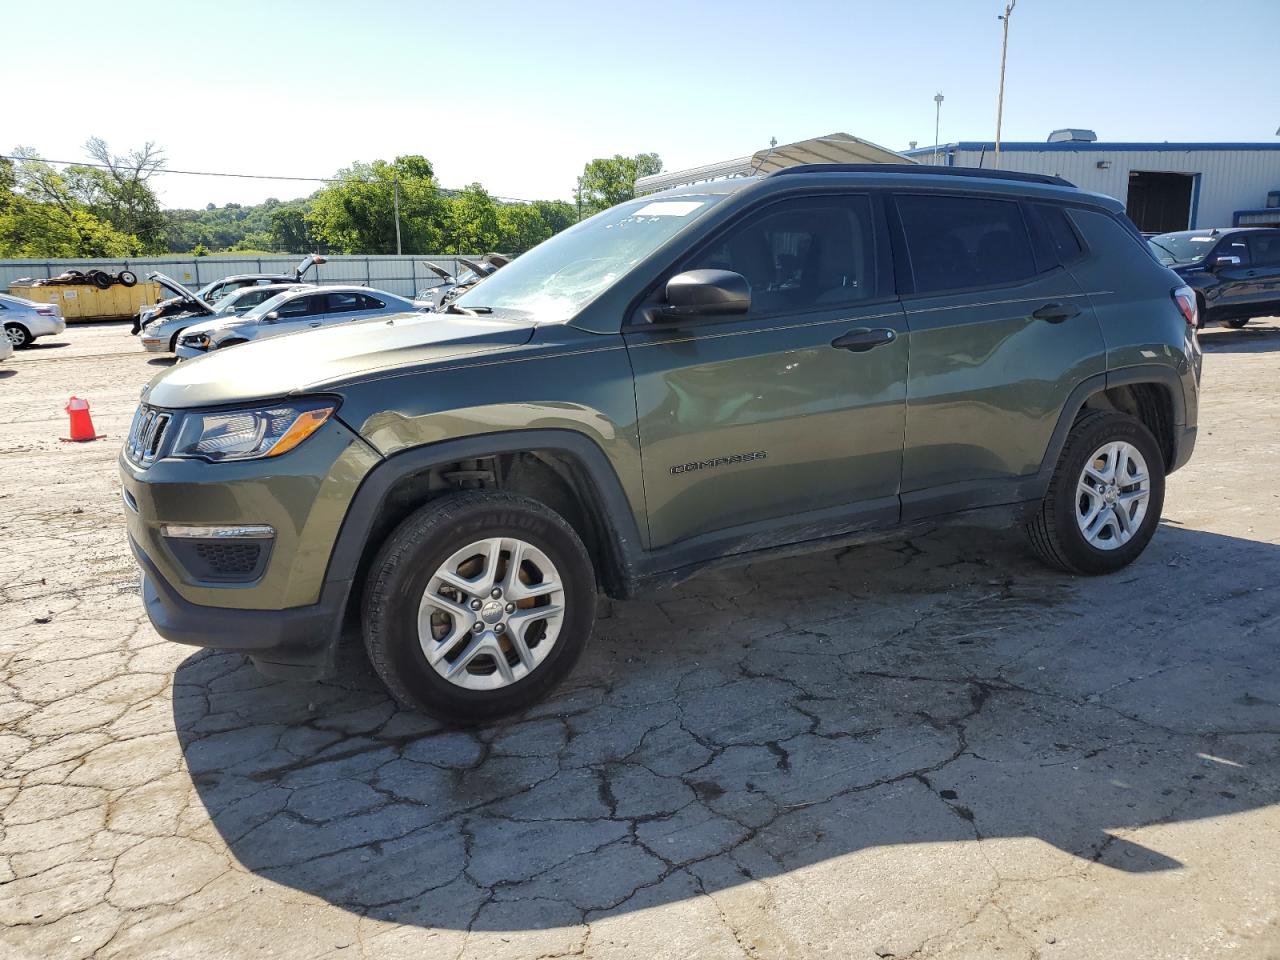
[193,541,263,577]
[126,406,172,466]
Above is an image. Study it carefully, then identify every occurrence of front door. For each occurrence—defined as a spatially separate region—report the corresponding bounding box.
[625,193,908,549]
[268,292,328,334]
[1207,233,1254,317]
[1244,231,1280,314]
[890,193,1107,515]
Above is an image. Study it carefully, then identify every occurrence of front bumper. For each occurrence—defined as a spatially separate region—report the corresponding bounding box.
[131,536,348,678]
[140,336,170,353]
[174,342,205,360]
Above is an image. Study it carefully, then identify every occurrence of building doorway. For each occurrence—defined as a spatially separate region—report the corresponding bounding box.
[1126,171,1194,232]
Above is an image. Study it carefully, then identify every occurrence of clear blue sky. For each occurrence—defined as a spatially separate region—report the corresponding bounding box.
[5,0,1278,209]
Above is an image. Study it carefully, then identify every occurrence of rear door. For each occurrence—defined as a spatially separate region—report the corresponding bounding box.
[323,291,390,325]
[890,192,1107,518]
[1207,234,1253,316]
[625,192,909,549]
[1245,232,1280,315]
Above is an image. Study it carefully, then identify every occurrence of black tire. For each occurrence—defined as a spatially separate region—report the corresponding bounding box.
[90,270,112,289]
[4,323,31,349]
[118,270,138,287]
[363,491,595,724]
[216,338,248,349]
[1195,293,1207,329]
[1026,411,1165,575]
[169,329,185,353]
[1225,318,1249,329]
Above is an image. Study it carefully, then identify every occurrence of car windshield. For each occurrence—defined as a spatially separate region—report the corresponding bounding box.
[453,194,726,321]
[1148,232,1218,265]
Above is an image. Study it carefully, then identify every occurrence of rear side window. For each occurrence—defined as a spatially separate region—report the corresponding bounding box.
[276,294,324,318]
[895,194,1037,294]
[1027,203,1084,264]
[1247,233,1280,266]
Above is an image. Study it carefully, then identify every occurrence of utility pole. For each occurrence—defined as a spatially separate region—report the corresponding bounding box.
[933,92,944,165]
[392,173,402,255]
[994,0,1017,168]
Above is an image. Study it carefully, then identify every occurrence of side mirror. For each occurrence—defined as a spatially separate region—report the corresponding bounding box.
[657,269,751,320]
[261,311,279,324]
[1213,255,1242,268]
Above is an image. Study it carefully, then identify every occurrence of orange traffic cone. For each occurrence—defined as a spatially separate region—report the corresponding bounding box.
[65,396,98,442]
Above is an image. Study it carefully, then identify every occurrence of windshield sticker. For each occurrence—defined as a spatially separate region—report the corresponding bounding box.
[1190,237,1215,242]
[633,201,705,218]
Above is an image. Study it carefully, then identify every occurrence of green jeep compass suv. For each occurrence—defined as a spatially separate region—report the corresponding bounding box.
[121,165,1202,723]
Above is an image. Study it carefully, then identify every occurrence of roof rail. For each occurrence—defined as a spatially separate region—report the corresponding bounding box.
[768,163,1074,188]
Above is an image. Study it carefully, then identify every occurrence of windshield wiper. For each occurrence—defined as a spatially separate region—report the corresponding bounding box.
[443,303,492,315]
[1148,238,1178,259]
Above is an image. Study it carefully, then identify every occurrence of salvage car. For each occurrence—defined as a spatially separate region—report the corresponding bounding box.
[1148,227,1280,328]
[1,293,68,348]
[173,285,421,359]
[417,254,509,311]
[139,282,309,354]
[123,165,1201,724]
[133,254,326,333]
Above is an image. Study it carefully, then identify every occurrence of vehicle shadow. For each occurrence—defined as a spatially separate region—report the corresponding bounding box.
[0,369,15,379]
[1199,321,1280,353]
[24,341,70,351]
[173,521,1279,929]
[147,357,177,367]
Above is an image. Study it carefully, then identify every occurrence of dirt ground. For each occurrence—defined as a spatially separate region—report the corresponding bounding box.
[1,320,1278,960]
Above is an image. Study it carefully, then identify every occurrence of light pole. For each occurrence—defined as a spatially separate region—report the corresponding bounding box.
[933,92,945,165]
[994,0,1017,168]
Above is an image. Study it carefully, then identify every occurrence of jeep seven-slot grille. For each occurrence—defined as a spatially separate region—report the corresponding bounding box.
[126,406,171,465]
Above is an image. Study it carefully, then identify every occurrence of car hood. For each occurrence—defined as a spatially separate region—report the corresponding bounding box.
[144,311,537,409]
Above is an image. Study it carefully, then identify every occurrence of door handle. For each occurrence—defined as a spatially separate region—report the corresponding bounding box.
[309,320,322,327]
[1031,303,1081,324]
[831,327,897,352]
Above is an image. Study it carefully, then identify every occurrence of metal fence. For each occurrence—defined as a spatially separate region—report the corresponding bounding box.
[0,255,480,301]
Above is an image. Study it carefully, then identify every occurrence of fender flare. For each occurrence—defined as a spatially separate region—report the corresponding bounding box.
[1034,364,1187,491]
[323,428,646,589]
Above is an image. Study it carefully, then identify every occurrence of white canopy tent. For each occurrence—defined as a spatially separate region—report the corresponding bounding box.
[635,132,911,195]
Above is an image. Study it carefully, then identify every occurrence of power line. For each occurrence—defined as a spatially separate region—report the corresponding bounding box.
[0,154,543,204]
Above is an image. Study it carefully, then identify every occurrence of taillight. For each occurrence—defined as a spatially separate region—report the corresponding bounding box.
[1172,285,1197,329]
[35,306,54,316]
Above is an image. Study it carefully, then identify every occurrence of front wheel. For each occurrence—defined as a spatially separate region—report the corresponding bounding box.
[362,491,596,723]
[1225,318,1250,329]
[1027,411,1165,575]
[4,323,31,349]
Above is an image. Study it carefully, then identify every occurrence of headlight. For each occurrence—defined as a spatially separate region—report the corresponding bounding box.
[180,332,210,347]
[169,399,337,462]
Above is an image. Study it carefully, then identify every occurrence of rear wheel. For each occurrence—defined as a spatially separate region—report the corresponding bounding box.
[4,323,31,349]
[1027,411,1165,575]
[363,491,595,723]
[1225,318,1250,329]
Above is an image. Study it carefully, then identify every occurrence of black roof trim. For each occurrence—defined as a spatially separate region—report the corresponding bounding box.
[768,163,1074,188]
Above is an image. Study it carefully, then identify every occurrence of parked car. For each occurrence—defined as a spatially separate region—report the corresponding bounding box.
[139,282,309,354]
[173,285,422,359]
[1148,227,1280,328]
[132,254,326,333]
[122,164,1201,724]
[1,293,68,348]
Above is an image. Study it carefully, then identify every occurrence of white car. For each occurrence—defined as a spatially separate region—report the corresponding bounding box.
[1,293,68,348]
[174,285,424,359]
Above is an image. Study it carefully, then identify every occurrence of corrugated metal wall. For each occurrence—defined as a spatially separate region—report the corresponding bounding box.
[0,255,477,300]
[917,147,1280,229]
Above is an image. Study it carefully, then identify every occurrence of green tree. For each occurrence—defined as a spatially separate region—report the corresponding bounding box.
[268,203,316,252]
[497,199,577,254]
[308,155,443,254]
[442,183,502,254]
[575,152,662,215]
[0,155,141,258]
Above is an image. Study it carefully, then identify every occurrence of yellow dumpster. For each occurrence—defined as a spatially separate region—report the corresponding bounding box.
[7,281,164,322]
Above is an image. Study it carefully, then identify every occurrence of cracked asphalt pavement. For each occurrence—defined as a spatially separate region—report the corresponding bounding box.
[2,322,1279,959]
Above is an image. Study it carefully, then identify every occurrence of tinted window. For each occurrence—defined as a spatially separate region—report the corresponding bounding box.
[275,294,324,318]
[682,195,876,316]
[1028,203,1084,264]
[326,292,366,313]
[1247,233,1280,267]
[896,194,1037,294]
[359,294,386,309]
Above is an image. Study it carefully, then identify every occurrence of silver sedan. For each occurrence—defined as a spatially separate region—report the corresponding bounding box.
[1,293,68,348]
[175,286,424,359]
